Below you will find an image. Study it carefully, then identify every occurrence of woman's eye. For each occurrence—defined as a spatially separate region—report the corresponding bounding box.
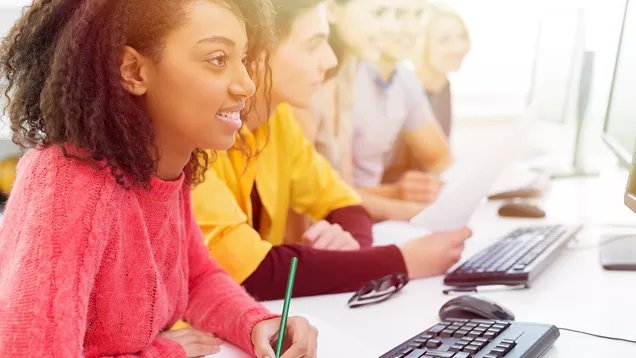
[209,52,227,67]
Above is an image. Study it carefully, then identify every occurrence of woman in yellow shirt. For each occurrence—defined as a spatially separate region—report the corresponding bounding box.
[192,0,472,300]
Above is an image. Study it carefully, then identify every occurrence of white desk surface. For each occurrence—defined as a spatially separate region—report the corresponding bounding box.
[263,171,636,357]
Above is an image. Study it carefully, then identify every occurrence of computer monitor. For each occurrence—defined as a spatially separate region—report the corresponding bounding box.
[600,0,636,271]
[525,8,599,179]
[603,0,636,166]
[528,8,586,124]
[625,157,636,214]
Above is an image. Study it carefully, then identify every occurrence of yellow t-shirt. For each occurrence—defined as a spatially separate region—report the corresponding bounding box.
[192,103,361,284]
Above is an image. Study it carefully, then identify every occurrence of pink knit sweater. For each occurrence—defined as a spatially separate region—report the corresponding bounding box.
[0,146,278,357]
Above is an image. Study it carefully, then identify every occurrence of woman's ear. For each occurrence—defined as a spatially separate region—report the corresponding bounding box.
[120,45,150,96]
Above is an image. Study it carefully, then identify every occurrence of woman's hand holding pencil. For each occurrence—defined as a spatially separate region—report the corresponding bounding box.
[252,316,318,358]
[252,257,317,358]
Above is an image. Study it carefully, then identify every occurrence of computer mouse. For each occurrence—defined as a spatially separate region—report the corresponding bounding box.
[439,295,515,321]
[498,201,546,218]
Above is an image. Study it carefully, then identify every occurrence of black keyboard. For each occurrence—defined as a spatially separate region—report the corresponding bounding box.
[445,225,582,287]
[379,318,560,358]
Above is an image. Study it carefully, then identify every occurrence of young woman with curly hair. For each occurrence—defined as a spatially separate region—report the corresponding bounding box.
[0,0,317,357]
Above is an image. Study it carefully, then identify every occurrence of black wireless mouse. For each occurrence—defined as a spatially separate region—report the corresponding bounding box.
[439,295,515,321]
[498,201,546,218]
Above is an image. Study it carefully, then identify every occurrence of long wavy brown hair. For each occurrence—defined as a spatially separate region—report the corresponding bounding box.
[0,0,275,188]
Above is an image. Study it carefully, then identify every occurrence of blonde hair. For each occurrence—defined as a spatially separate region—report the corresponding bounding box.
[415,2,471,69]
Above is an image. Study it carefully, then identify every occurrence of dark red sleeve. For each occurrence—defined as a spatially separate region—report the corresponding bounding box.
[242,244,407,301]
[324,205,374,248]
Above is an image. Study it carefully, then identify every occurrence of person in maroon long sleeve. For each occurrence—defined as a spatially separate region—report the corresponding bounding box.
[192,0,472,301]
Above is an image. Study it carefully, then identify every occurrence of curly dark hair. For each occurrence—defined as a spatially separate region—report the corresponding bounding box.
[0,0,275,188]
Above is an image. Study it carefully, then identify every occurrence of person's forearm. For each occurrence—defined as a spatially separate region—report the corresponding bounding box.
[185,264,278,353]
[185,215,278,354]
[242,244,407,301]
[357,189,421,222]
[96,337,186,357]
[402,122,454,174]
[427,153,454,174]
[358,184,398,199]
[325,205,373,248]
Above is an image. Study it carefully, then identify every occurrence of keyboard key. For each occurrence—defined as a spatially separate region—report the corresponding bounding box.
[395,347,412,357]
[489,347,507,357]
[449,345,464,352]
[467,331,482,338]
[454,353,473,358]
[440,329,456,338]
[453,330,470,338]
[474,337,489,343]
[478,324,493,329]
[498,343,514,353]
[483,331,499,339]
[483,356,498,358]
[419,335,434,340]
[427,325,447,336]
[471,319,496,325]
[464,345,481,354]
[422,351,455,358]
[500,339,516,345]
[495,321,511,327]
[426,339,442,348]
[460,337,474,343]
[403,349,427,358]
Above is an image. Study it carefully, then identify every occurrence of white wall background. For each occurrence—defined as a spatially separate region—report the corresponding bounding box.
[443,0,625,120]
[443,0,627,170]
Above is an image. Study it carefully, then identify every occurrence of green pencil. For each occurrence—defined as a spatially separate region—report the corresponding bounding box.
[275,257,298,358]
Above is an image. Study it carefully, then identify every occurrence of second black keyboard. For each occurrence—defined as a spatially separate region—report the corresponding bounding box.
[380,318,560,358]
[445,225,582,287]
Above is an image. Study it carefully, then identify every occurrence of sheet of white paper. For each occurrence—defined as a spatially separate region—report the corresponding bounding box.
[206,313,379,358]
[372,220,431,246]
[410,106,536,232]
